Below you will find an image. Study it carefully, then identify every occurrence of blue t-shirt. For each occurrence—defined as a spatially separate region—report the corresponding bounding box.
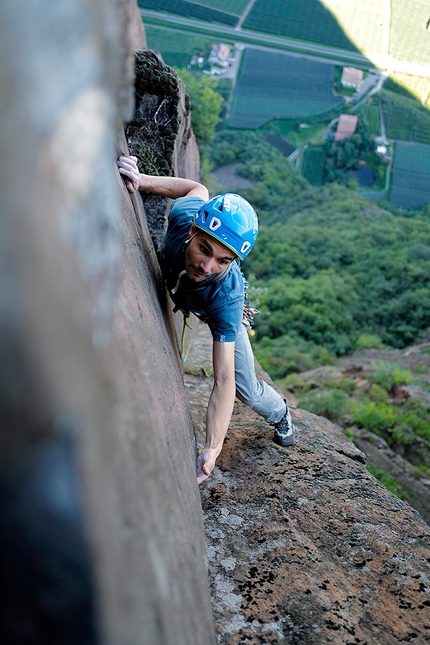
[160,196,244,342]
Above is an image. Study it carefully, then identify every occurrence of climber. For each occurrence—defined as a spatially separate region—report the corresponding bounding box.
[117,155,295,484]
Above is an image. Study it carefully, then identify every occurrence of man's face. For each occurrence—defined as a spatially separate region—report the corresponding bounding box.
[185,225,236,282]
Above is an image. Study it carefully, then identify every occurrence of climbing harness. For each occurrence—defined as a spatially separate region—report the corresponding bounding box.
[242,279,260,329]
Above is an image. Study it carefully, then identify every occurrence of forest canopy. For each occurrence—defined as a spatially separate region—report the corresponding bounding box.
[205,132,430,378]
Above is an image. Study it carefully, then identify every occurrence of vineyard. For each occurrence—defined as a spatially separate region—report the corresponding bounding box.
[320,0,386,59]
[138,0,237,26]
[229,49,343,129]
[357,104,380,137]
[243,0,356,51]
[301,147,325,186]
[389,0,430,66]
[390,142,430,209]
[382,93,430,145]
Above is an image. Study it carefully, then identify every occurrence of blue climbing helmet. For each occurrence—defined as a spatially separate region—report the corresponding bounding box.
[194,193,258,260]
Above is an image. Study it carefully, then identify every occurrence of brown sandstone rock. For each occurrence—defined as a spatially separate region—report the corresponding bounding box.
[185,326,430,644]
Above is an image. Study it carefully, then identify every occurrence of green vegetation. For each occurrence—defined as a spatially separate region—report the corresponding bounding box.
[323,123,385,185]
[390,141,430,210]
[175,68,223,144]
[389,0,430,67]
[366,464,406,499]
[205,132,430,377]
[381,90,430,145]
[229,49,343,129]
[145,25,226,68]
[356,103,380,137]
[138,0,237,26]
[243,0,357,51]
[284,361,430,501]
[301,147,325,186]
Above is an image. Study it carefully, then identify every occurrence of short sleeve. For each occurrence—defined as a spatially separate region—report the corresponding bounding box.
[170,196,205,223]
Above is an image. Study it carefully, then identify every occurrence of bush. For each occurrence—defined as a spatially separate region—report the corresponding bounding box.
[368,383,389,403]
[299,389,351,421]
[352,401,398,434]
[368,362,414,392]
[355,333,385,349]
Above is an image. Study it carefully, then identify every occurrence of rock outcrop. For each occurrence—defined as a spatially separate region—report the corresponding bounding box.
[1,0,429,643]
[185,323,430,644]
[0,1,213,643]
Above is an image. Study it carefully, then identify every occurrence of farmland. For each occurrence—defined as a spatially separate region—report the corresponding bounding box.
[389,0,430,66]
[138,0,237,26]
[243,0,357,51]
[229,49,343,129]
[319,0,386,59]
[145,24,232,68]
[356,104,380,137]
[301,147,325,186]
[390,142,430,210]
[381,92,430,145]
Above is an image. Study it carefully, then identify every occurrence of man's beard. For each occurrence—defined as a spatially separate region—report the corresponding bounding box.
[184,246,209,282]
[185,261,209,281]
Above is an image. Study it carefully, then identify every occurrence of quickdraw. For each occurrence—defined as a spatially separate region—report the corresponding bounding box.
[242,279,260,329]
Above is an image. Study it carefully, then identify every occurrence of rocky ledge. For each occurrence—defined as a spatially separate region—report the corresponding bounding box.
[184,323,430,644]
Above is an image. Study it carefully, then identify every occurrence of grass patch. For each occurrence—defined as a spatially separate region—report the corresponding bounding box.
[367,463,406,499]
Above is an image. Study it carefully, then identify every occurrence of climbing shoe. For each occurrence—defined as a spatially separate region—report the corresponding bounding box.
[274,406,295,447]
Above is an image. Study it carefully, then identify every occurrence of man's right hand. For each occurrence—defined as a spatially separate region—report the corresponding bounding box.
[196,450,217,484]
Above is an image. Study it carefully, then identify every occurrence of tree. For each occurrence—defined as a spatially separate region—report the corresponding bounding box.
[175,68,223,146]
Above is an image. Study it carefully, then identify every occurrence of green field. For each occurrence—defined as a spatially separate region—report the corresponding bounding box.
[382,92,430,145]
[301,147,325,185]
[390,0,430,66]
[390,142,430,209]
[138,0,237,25]
[321,0,386,59]
[243,0,357,51]
[229,49,343,129]
[357,103,381,137]
[145,24,233,67]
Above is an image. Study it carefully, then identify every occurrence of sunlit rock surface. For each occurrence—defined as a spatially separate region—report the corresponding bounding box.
[185,324,430,644]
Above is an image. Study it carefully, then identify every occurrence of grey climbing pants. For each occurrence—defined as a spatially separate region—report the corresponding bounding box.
[234,323,286,424]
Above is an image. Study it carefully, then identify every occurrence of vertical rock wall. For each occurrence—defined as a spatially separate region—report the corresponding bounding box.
[0,1,215,643]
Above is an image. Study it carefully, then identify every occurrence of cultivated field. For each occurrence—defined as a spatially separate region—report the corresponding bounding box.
[243,0,357,51]
[301,147,326,186]
[357,104,380,137]
[382,93,430,145]
[390,142,430,209]
[319,0,386,59]
[389,0,430,67]
[138,0,237,26]
[145,25,231,68]
[229,50,343,129]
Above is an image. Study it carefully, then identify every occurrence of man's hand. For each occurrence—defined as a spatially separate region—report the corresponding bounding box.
[196,449,218,484]
[117,155,140,193]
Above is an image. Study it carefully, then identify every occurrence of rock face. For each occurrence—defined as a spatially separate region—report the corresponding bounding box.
[125,49,199,250]
[0,1,214,643]
[1,0,429,643]
[185,324,430,644]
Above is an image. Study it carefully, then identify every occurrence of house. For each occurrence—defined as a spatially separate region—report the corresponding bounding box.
[341,67,364,89]
[335,114,358,141]
[208,43,231,68]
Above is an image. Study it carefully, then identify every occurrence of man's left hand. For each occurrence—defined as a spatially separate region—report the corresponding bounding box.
[117,155,140,193]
